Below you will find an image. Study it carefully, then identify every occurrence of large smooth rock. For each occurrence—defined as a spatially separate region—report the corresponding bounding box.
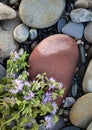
[70,8,92,23]
[19,0,65,28]
[0,16,21,59]
[70,93,92,128]
[84,22,92,43]
[0,2,16,20]
[83,60,92,93]
[28,34,79,106]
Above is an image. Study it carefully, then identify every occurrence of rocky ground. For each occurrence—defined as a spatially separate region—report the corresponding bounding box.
[0,0,92,130]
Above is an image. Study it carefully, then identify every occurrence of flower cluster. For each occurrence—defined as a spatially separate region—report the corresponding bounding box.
[0,51,65,130]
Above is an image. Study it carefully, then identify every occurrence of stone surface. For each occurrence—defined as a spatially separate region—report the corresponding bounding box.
[70,93,92,128]
[62,21,84,39]
[14,23,29,43]
[0,64,6,79]
[0,16,21,59]
[70,8,92,23]
[28,34,79,106]
[62,126,81,130]
[63,97,76,108]
[9,0,18,4]
[87,121,92,130]
[84,22,92,43]
[29,29,38,40]
[70,79,78,97]
[74,0,92,8]
[19,0,65,28]
[83,60,92,93]
[74,0,89,8]
[0,2,16,20]
[57,17,66,33]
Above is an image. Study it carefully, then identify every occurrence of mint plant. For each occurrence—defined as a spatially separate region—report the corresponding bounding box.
[0,51,64,130]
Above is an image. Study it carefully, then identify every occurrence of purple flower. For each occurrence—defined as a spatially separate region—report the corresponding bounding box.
[25,82,31,87]
[24,91,34,100]
[58,82,63,89]
[9,79,24,94]
[49,77,56,82]
[10,51,19,61]
[45,116,52,129]
[48,85,55,90]
[51,102,58,114]
[42,92,52,104]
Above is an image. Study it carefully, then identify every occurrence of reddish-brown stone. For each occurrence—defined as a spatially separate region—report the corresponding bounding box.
[28,34,79,106]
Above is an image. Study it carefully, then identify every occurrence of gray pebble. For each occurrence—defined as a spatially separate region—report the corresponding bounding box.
[0,64,6,79]
[14,23,29,43]
[62,21,84,39]
[57,17,66,33]
[70,8,92,23]
[29,29,38,40]
[63,97,76,108]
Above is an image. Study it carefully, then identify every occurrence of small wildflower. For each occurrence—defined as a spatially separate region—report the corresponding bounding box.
[24,91,34,100]
[49,77,56,82]
[45,116,52,129]
[10,51,19,61]
[51,102,58,114]
[49,85,55,90]
[25,82,31,87]
[42,92,52,104]
[58,82,63,89]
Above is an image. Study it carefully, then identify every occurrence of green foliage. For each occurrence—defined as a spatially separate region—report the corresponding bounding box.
[0,51,65,130]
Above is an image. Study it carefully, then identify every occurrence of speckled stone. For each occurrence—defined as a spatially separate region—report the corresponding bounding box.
[19,0,65,28]
[28,34,79,106]
[84,22,92,43]
[83,60,92,93]
[70,8,92,23]
[70,93,92,128]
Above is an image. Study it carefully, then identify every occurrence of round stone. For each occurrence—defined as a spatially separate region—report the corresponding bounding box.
[74,0,89,8]
[14,23,29,43]
[29,29,38,40]
[19,0,65,28]
[84,22,92,43]
[83,60,92,93]
[70,93,92,128]
[28,34,79,106]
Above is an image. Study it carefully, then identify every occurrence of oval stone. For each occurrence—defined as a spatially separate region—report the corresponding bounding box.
[28,34,79,106]
[19,0,65,28]
[70,93,92,128]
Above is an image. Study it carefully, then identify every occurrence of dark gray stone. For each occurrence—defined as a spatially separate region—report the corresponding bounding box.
[71,80,78,97]
[0,64,6,79]
[62,126,81,130]
[57,17,66,33]
[62,21,84,39]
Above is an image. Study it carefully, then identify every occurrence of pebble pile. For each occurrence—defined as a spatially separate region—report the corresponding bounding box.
[1,0,92,130]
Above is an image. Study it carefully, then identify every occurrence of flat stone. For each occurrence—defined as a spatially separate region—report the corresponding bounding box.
[62,21,84,39]
[70,93,92,128]
[70,8,92,23]
[83,60,92,93]
[0,2,16,20]
[0,64,6,79]
[87,121,92,130]
[28,34,79,106]
[0,16,21,59]
[14,23,29,43]
[19,0,65,28]
[63,97,76,108]
[62,126,81,130]
[57,17,66,33]
[84,22,92,43]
